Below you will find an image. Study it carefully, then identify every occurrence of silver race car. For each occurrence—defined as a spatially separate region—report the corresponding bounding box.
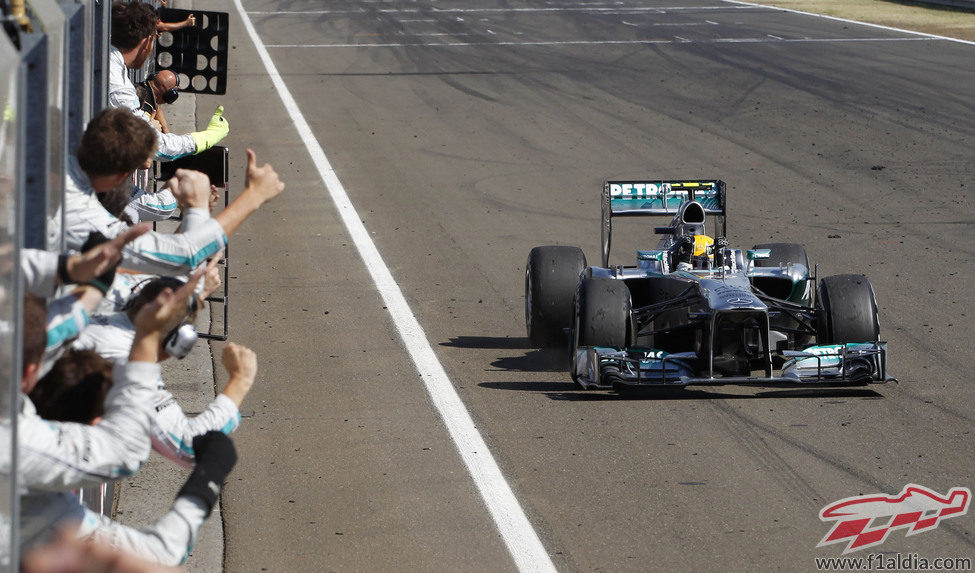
[525,179,893,390]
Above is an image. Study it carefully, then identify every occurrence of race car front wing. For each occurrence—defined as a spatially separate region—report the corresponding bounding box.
[573,342,894,390]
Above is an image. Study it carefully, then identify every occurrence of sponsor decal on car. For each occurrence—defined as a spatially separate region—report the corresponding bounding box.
[609,182,674,197]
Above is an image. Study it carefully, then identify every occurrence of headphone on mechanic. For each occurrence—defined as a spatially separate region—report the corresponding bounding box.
[122,276,199,360]
[143,71,180,105]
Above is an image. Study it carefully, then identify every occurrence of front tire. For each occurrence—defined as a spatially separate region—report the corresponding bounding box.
[575,278,632,348]
[525,246,586,347]
[817,274,880,343]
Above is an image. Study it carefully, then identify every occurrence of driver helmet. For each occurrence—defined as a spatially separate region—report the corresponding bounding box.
[691,235,714,269]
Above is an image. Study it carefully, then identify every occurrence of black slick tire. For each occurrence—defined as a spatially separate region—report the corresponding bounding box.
[525,246,586,347]
[575,278,632,348]
[816,274,880,344]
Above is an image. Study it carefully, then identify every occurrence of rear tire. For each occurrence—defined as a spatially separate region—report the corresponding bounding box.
[525,246,586,347]
[575,279,632,348]
[817,274,880,344]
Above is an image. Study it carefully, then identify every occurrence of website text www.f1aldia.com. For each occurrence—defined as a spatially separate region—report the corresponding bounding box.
[815,553,973,571]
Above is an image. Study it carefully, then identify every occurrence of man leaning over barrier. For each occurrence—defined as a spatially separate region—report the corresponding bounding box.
[23,225,152,378]
[5,272,200,493]
[0,272,198,571]
[136,69,179,135]
[57,107,284,278]
[73,273,258,468]
[109,0,228,162]
[5,274,239,567]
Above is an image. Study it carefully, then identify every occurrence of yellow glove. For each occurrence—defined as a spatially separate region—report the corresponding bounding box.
[189,106,229,153]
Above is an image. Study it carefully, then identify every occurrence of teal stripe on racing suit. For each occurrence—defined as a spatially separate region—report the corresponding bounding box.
[40,293,90,378]
[61,156,227,277]
[127,187,179,222]
[152,392,241,468]
[141,238,224,269]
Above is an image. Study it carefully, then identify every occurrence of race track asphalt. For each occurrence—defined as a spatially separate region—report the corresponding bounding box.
[204,1,975,570]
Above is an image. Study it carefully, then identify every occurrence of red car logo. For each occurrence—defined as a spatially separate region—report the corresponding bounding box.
[818,484,970,553]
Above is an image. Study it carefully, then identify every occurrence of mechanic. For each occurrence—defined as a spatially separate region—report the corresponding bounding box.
[4,273,200,491]
[21,225,151,377]
[109,0,227,162]
[136,68,180,134]
[55,107,284,279]
[0,272,238,567]
[56,108,219,276]
[73,274,258,468]
[23,348,239,566]
[0,273,203,568]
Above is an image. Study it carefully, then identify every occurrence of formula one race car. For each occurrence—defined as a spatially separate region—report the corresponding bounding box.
[525,179,893,390]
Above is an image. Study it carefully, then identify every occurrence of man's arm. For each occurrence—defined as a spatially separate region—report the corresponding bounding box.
[21,224,150,298]
[16,360,161,489]
[80,497,208,567]
[156,13,195,33]
[39,288,103,378]
[65,184,226,276]
[154,105,171,133]
[213,149,285,237]
[22,522,183,573]
[127,187,179,222]
[149,343,254,467]
[15,272,204,491]
[81,431,235,567]
[156,106,229,162]
[20,250,60,298]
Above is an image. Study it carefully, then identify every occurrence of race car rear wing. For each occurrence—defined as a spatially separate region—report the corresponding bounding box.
[601,179,727,266]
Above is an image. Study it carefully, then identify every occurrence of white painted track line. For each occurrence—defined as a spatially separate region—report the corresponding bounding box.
[231,1,559,571]
[246,5,760,15]
[265,37,938,48]
[248,0,975,48]
[725,0,975,46]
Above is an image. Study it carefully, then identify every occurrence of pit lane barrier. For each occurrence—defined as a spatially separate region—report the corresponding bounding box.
[2,0,229,568]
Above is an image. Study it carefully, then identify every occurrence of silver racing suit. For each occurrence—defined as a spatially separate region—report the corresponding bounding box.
[1,362,208,566]
[57,156,226,277]
[108,47,197,162]
[74,313,241,467]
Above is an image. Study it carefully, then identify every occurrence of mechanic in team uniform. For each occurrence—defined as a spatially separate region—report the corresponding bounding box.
[54,108,284,280]
[73,275,257,468]
[2,275,236,568]
[55,109,224,276]
[109,1,228,162]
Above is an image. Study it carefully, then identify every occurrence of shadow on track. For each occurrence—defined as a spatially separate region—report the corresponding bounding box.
[480,382,883,402]
[442,336,569,372]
